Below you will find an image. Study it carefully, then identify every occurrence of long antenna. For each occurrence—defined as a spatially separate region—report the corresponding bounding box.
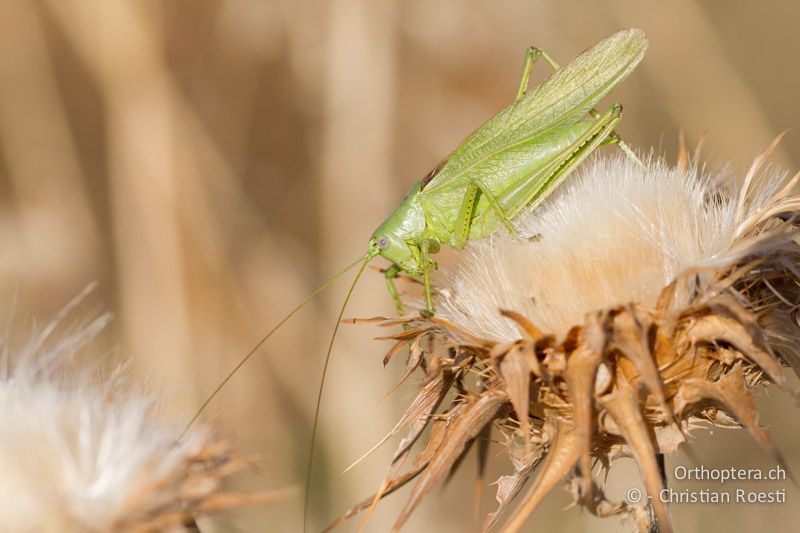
[181,251,372,438]
[303,253,373,531]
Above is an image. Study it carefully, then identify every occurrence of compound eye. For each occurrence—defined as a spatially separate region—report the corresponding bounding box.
[378,236,389,250]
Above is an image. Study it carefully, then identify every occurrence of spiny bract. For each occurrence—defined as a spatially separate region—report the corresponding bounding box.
[333,140,800,533]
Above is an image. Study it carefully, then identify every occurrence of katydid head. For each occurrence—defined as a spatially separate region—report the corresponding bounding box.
[370,181,427,274]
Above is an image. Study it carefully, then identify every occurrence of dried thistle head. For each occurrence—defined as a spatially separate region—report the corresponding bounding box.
[0,308,264,533]
[333,138,800,532]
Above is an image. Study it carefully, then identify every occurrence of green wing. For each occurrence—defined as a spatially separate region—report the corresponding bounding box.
[421,28,647,193]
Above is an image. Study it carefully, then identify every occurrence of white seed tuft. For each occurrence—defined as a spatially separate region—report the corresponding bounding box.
[435,154,793,340]
[0,311,244,532]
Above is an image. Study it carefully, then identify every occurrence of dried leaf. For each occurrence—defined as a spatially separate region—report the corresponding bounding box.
[611,307,675,426]
[383,340,406,366]
[564,334,602,501]
[566,476,626,519]
[674,364,791,478]
[482,451,543,532]
[393,391,507,531]
[391,370,458,463]
[343,316,395,325]
[500,421,581,533]
[499,309,545,341]
[677,130,689,175]
[346,370,455,473]
[600,385,673,533]
[377,327,431,342]
[333,405,468,532]
[500,345,532,448]
[323,466,426,532]
[683,313,785,386]
[430,315,497,348]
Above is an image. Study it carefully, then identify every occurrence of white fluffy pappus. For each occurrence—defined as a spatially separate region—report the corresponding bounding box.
[0,308,251,533]
[436,152,797,341]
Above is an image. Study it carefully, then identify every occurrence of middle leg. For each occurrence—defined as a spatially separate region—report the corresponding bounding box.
[385,264,405,316]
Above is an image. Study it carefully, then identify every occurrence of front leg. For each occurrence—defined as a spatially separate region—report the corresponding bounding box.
[384,264,405,316]
[385,255,437,317]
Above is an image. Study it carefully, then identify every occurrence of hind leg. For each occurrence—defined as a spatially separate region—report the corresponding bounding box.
[520,46,643,167]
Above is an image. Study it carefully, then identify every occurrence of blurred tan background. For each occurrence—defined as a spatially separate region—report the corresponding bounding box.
[1,1,799,531]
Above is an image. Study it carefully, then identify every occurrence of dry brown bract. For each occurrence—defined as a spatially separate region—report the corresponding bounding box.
[110,441,263,532]
[329,141,800,533]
